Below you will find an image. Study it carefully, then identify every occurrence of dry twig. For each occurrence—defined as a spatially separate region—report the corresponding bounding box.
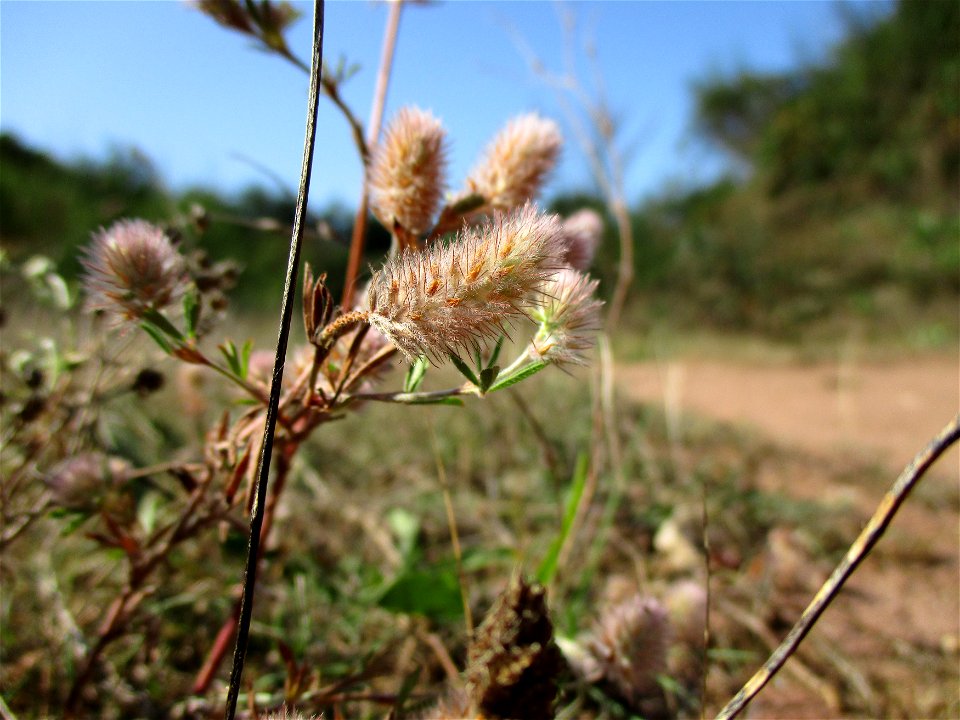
[716,413,960,719]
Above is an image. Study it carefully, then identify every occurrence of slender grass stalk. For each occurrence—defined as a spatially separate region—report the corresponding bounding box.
[716,413,960,720]
[429,420,473,636]
[342,0,404,308]
[700,462,711,720]
[224,2,325,718]
[512,11,635,328]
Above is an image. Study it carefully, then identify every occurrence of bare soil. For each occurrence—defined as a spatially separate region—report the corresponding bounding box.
[619,353,959,718]
[618,354,958,474]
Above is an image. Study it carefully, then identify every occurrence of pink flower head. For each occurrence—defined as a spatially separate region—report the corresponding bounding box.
[529,268,603,365]
[561,209,603,271]
[81,219,188,325]
[588,595,672,705]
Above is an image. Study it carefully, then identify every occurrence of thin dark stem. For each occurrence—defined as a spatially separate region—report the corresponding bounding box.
[224,3,325,718]
[507,388,562,482]
[716,413,960,720]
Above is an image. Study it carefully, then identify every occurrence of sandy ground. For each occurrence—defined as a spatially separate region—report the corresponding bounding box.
[617,354,959,477]
[619,353,959,718]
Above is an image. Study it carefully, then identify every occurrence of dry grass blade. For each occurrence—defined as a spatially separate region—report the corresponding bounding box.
[716,412,960,720]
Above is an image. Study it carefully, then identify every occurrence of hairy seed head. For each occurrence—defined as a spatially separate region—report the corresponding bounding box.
[259,709,321,720]
[468,114,561,212]
[369,107,448,236]
[587,595,672,706]
[81,219,188,325]
[561,209,603,271]
[529,268,603,365]
[366,204,566,361]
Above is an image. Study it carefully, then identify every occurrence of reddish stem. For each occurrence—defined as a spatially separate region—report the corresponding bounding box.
[193,599,243,694]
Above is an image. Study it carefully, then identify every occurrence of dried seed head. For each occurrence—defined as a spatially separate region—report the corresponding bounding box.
[81,219,188,325]
[587,595,672,706]
[366,204,566,361]
[665,579,708,683]
[561,209,603,271]
[529,268,603,365]
[665,579,707,648]
[468,114,561,212]
[466,573,563,720]
[195,0,255,33]
[369,107,448,236]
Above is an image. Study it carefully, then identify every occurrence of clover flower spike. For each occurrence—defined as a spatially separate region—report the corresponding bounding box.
[468,113,561,211]
[81,219,188,325]
[530,268,603,365]
[588,595,672,706]
[561,208,603,271]
[369,107,448,236]
[366,203,567,361]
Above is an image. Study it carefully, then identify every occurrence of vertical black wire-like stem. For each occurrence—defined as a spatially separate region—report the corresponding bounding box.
[224,2,324,718]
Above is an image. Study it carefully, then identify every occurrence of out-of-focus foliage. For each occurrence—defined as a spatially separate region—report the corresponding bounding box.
[0,133,391,307]
[551,0,958,342]
[694,1,959,198]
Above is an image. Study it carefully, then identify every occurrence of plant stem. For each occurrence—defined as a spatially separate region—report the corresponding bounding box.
[429,421,473,635]
[497,349,534,380]
[341,0,404,308]
[350,384,474,404]
[224,2,325,718]
[205,357,269,404]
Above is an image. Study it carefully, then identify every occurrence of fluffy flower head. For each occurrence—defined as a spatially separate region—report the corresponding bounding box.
[588,595,672,705]
[81,219,188,325]
[529,268,603,365]
[468,114,561,211]
[561,209,603,271]
[45,453,130,510]
[369,107,448,236]
[366,203,566,361]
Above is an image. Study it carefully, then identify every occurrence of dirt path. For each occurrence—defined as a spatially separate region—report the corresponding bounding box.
[619,353,959,717]
[618,354,959,476]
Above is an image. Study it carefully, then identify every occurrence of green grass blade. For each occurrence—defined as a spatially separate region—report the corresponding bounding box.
[536,452,589,585]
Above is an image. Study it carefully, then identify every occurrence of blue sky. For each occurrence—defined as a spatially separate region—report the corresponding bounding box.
[1,1,889,208]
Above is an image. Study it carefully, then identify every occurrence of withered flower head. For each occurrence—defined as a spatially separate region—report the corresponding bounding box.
[468,114,561,212]
[561,209,603,271]
[529,268,603,365]
[366,203,566,361]
[466,573,563,720]
[369,106,448,236]
[587,595,671,706]
[195,0,254,33]
[81,219,188,325]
